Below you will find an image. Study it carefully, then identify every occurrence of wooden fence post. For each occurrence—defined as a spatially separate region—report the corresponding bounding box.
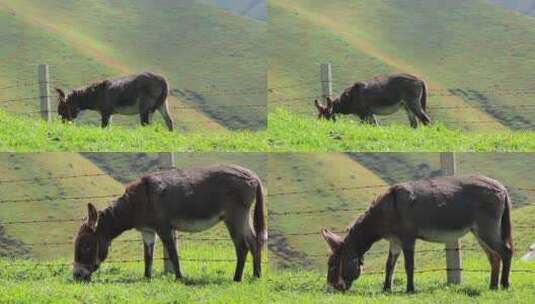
[158,153,176,274]
[440,152,462,284]
[38,64,51,122]
[320,63,333,104]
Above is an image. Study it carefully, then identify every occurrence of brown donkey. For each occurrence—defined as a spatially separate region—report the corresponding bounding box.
[314,73,431,128]
[55,72,174,131]
[321,174,513,293]
[73,164,266,282]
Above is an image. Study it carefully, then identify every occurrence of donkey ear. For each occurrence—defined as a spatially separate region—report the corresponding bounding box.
[314,99,324,111]
[320,228,343,251]
[326,97,334,107]
[55,88,66,101]
[87,203,98,230]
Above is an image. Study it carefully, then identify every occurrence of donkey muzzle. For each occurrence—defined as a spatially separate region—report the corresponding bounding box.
[73,264,92,282]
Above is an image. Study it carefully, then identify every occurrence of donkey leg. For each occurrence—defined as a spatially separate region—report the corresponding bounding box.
[366,114,379,126]
[246,234,262,279]
[473,230,502,289]
[402,239,416,293]
[474,223,513,289]
[384,240,402,292]
[101,113,112,128]
[140,112,150,127]
[500,246,513,289]
[142,231,156,279]
[157,228,182,280]
[404,105,418,128]
[225,219,250,282]
[405,98,431,126]
[158,103,174,132]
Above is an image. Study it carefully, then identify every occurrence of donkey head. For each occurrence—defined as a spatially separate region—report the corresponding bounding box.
[314,97,336,121]
[73,203,110,282]
[321,228,363,291]
[55,88,81,122]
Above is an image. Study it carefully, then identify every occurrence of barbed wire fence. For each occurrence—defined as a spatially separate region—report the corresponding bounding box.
[2,63,534,128]
[0,64,268,128]
[1,158,535,277]
[268,63,535,129]
[267,153,535,281]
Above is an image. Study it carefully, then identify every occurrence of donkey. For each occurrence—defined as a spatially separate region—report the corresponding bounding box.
[55,72,174,131]
[73,164,266,282]
[320,174,513,293]
[314,73,432,128]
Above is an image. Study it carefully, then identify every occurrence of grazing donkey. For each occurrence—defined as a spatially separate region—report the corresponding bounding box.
[321,174,513,293]
[55,72,174,131]
[314,73,432,128]
[73,164,266,282]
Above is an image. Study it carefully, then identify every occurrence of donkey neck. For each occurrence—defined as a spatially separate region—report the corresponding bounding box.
[342,209,385,257]
[96,198,135,241]
[332,96,352,114]
[70,85,102,110]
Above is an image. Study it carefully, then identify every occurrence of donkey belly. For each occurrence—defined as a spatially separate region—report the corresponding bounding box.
[114,97,141,115]
[417,227,471,243]
[171,214,223,233]
[371,103,402,115]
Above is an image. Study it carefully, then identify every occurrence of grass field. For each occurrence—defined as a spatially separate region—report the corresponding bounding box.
[0,257,534,303]
[2,109,535,151]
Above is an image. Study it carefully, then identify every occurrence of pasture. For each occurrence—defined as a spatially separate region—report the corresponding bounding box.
[2,109,535,151]
[0,258,534,303]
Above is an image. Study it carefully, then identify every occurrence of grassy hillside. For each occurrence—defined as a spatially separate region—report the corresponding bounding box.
[1,258,534,303]
[268,0,535,131]
[0,0,266,130]
[203,0,267,20]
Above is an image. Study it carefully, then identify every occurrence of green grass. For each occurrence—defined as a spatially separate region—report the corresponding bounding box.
[2,109,535,151]
[0,110,270,152]
[1,258,534,303]
[268,109,535,152]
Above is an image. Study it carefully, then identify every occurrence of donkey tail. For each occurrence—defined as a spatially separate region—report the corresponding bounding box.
[420,80,428,112]
[158,77,170,109]
[501,191,514,252]
[254,180,267,248]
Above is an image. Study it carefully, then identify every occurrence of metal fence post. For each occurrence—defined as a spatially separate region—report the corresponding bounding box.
[38,64,51,122]
[441,152,462,284]
[320,63,333,103]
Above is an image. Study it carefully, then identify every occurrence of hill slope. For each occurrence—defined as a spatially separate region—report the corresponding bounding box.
[0,0,266,130]
[268,0,535,131]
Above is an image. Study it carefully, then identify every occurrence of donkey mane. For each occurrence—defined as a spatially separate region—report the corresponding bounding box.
[343,188,394,256]
[68,80,109,109]
[346,189,390,234]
